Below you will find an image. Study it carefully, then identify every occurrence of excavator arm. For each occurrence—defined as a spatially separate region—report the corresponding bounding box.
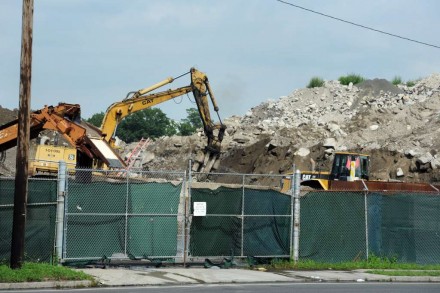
[0,103,84,152]
[190,68,226,154]
[99,68,226,173]
[100,87,193,143]
[0,103,125,169]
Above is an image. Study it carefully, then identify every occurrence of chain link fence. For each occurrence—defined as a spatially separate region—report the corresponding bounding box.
[63,169,186,261]
[366,191,440,264]
[299,190,368,262]
[0,176,58,262]
[63,169,293,263]
[188,172,292,260]
[298,188,440,264]
[2,168,440,266]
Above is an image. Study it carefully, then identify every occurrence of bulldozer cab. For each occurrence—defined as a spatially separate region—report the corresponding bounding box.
[330,152,369,181]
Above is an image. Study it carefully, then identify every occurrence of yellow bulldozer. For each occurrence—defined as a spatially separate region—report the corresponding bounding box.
[281,151,437,192]
[281,151,370,191]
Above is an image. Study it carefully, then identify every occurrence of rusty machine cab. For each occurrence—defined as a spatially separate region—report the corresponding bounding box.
[330,152,370,181]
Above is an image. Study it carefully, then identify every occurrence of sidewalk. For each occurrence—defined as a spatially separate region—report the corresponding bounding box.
[1,267,440,290]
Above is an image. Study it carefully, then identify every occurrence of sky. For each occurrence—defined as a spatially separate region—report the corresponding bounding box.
[0,0,439,122]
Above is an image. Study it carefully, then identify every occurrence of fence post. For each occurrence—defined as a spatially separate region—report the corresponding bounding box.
[124,170,129,257]
[289,169,294,260]
[184,160,192,266]
[56,160,66,263]
[292,169,301,263]
[362,180,369,260]
[241,174,245,257]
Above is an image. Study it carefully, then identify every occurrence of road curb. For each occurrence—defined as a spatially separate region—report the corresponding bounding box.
[0,280,93,290]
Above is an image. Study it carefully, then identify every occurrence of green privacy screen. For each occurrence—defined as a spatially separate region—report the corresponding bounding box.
[368,193,440,264]
[299,191,367,262]
[299,191,440,264]
[127,183,180,257]
[0,178,57,262]
[189,187,291,257]
[65,181,181,259]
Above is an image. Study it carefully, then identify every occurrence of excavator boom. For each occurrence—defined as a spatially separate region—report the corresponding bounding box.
[0,103,83,152]
[0,103,125,170]
[99,68,226,173]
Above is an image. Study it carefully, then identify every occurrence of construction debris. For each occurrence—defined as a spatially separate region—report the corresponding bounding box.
[2,73,440,183]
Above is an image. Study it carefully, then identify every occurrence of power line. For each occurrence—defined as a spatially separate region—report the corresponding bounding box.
[276,0,440,49]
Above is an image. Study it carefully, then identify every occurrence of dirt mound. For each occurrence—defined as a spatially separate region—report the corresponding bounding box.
[357,79,403,97]
[0,106,17,125]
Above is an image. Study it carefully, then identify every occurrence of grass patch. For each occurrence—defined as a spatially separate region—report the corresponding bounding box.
[367,270,440,277]
[307,77,325,88]
[338,73,365,85]
[0,263,93,283]
[391,76,402,85]
[265,256,440,271]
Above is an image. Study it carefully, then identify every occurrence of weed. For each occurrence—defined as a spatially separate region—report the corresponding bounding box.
[267,254,440,271]
[406,80,416,87]
[338,73,365,85]
[391,76,402,85]
[307,77,325,88]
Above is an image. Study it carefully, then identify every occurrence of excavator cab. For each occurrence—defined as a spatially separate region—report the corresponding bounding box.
[329,152,370,181]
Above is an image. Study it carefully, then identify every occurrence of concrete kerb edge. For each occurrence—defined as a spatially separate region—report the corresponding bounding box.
[0,280,93,290]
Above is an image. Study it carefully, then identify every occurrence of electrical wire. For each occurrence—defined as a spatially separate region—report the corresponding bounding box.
[276,0,440,49]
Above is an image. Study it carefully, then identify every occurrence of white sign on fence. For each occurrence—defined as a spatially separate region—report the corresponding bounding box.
[193,202,207,216]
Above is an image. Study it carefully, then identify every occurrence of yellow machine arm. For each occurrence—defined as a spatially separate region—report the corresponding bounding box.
[0,103,125,169]
[100,68,226,155]
[0,103,85,153]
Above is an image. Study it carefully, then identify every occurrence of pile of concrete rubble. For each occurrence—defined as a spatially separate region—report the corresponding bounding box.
[2,73,440,183]
[140,73,440,183]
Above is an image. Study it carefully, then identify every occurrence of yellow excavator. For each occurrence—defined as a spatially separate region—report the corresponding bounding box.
[93,67,226,172]
[14,67,226,175]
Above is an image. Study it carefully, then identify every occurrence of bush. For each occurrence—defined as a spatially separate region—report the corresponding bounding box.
[307,77,325,88]
[338,74,365,85]
[391,76,402,85]
[406,80,416,87]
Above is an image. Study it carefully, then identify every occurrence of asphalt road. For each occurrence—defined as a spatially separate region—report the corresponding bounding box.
[4,283,440,293]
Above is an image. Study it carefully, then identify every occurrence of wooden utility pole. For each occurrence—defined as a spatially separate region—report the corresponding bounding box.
[10,0,34,269]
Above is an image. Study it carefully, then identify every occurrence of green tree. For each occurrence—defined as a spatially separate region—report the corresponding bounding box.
[86,112,105,127]
[116,108,176,143]
[178,108,202,136]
